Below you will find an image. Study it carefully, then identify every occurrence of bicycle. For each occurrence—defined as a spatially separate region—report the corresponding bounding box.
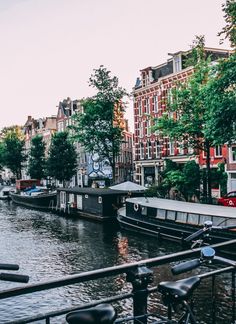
[183,220,236,249]
[65,241,236,324]
[0,262,29,283]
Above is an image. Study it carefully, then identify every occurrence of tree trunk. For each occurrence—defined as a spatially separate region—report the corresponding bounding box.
[205,140,212,204]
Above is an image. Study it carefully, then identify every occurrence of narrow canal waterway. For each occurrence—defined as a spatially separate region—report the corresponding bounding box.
[0,200,233,323]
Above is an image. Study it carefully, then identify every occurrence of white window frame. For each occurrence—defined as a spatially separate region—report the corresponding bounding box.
[153,95,158,113]
[229,146,236,163]
[169,141,175,156]
[140,143,144,159]
[147,142,152,159]
[137,99,142,116]
[214,145,222,157]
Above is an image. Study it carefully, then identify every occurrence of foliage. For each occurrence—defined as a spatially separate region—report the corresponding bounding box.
[28,135,46,180]
[46,132,77,185]
[204,51,236,145]
[218,0,236,48]
[145,160,200,201]
[71,66,127,181]
[1,126,26,179]
[154,36,212,151]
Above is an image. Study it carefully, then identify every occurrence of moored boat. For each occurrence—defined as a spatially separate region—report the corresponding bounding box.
[117,197,236,245]
[10,189,57,211]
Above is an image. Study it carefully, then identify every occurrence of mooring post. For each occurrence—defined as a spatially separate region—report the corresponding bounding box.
[126,265,153,324]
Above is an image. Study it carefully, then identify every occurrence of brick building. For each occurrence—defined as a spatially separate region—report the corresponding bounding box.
[132,47,231,189]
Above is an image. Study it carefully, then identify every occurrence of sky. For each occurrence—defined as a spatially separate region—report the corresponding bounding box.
[0,0,231,131]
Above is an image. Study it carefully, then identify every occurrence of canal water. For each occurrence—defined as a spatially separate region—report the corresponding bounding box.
[0,200,233,323]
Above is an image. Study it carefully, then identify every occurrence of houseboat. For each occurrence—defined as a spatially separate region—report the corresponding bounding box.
[10,189,57,211]
[11,180,57,211]
[56,186,139,221]
[117,197,236,244]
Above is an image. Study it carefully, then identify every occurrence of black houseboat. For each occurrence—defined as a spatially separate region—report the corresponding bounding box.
[56,187,135,221]
[10,190,57,211]
[117,197,236,244]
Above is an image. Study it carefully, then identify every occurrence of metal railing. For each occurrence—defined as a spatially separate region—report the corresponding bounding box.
[1,239,236,324]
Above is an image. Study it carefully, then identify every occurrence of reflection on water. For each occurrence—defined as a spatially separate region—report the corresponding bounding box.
[0,201,233,323]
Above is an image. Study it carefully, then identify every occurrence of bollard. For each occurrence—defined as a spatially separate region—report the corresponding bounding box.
[126,265,153,324]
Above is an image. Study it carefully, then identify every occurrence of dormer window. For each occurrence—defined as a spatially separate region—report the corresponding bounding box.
[173,54,182,73]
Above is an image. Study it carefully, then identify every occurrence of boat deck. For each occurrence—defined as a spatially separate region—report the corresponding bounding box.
[126,197,236,218]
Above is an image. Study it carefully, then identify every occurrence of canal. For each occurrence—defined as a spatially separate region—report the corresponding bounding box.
[0,200,233,323]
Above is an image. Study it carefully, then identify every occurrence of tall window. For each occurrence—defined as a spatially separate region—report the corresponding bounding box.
[147,142,152,159]
[153,95,158,113]
[140,143,144,159]
[146,98,150,114]
[173,55,182,73]
[139,122,143,138]
[147,119,151,137]
[137,99,142,116]
[169,141,174,155]
[155,141,161,158]
[230,146,236,163]
[214,145,222,157]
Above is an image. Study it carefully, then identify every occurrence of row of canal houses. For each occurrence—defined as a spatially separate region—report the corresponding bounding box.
[4,46,236,195]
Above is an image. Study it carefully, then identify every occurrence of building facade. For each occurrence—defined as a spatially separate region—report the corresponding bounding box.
[132,47,232,189]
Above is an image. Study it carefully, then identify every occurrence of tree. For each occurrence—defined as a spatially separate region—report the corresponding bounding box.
[1,126,26,179]
[154,36,214,203]
[46,132,77,186]
[28,135,46,180]
[218,0,236,48]
[72,66,127,183]
[204,0,236,145]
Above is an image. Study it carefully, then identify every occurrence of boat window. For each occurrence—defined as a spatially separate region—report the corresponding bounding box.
[176,212,187,223]
[226,218,236,226]
[141,206,147,216]
[212,216,227,226]
[156,209,166,219]
[166,210,176,220]
[188,213,199,225]
[199,215,212,226]
[98,196,102,204]
[69,194,74,203]
[77,195,83,210]
[85,194,88,199]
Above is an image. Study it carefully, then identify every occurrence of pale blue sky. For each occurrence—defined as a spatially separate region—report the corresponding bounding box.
[0,0,231,130]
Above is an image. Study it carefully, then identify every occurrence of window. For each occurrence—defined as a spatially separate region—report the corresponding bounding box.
[147,119,151,137]
[230,146,236,163]
[169,141,174,155]
[155,141,161,158]
[140,143,144,159]
[153,95,158,113]
[147,142,152,159]
[214,145,222,157]
[173,55,182,73]
[139,122,143,138]
[137,100,142,116]
[146,98,150,114]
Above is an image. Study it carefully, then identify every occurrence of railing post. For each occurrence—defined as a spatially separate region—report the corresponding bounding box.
[126,265,153,324]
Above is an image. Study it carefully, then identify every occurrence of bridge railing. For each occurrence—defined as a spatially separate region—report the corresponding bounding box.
[1,239,236,324]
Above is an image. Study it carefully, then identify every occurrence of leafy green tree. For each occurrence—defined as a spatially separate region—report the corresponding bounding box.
[46,132,77,186]
[154,36,214,203]
[218,0,236,48]
[1,126,26,179]
[28,135,46,180]
[72,66,127,183]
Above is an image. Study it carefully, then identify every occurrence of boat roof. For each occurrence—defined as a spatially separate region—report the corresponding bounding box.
[57,186,127,196]
[126,197,236,218]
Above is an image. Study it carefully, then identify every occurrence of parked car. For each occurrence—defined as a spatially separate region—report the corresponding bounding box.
[218,191,236,207]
